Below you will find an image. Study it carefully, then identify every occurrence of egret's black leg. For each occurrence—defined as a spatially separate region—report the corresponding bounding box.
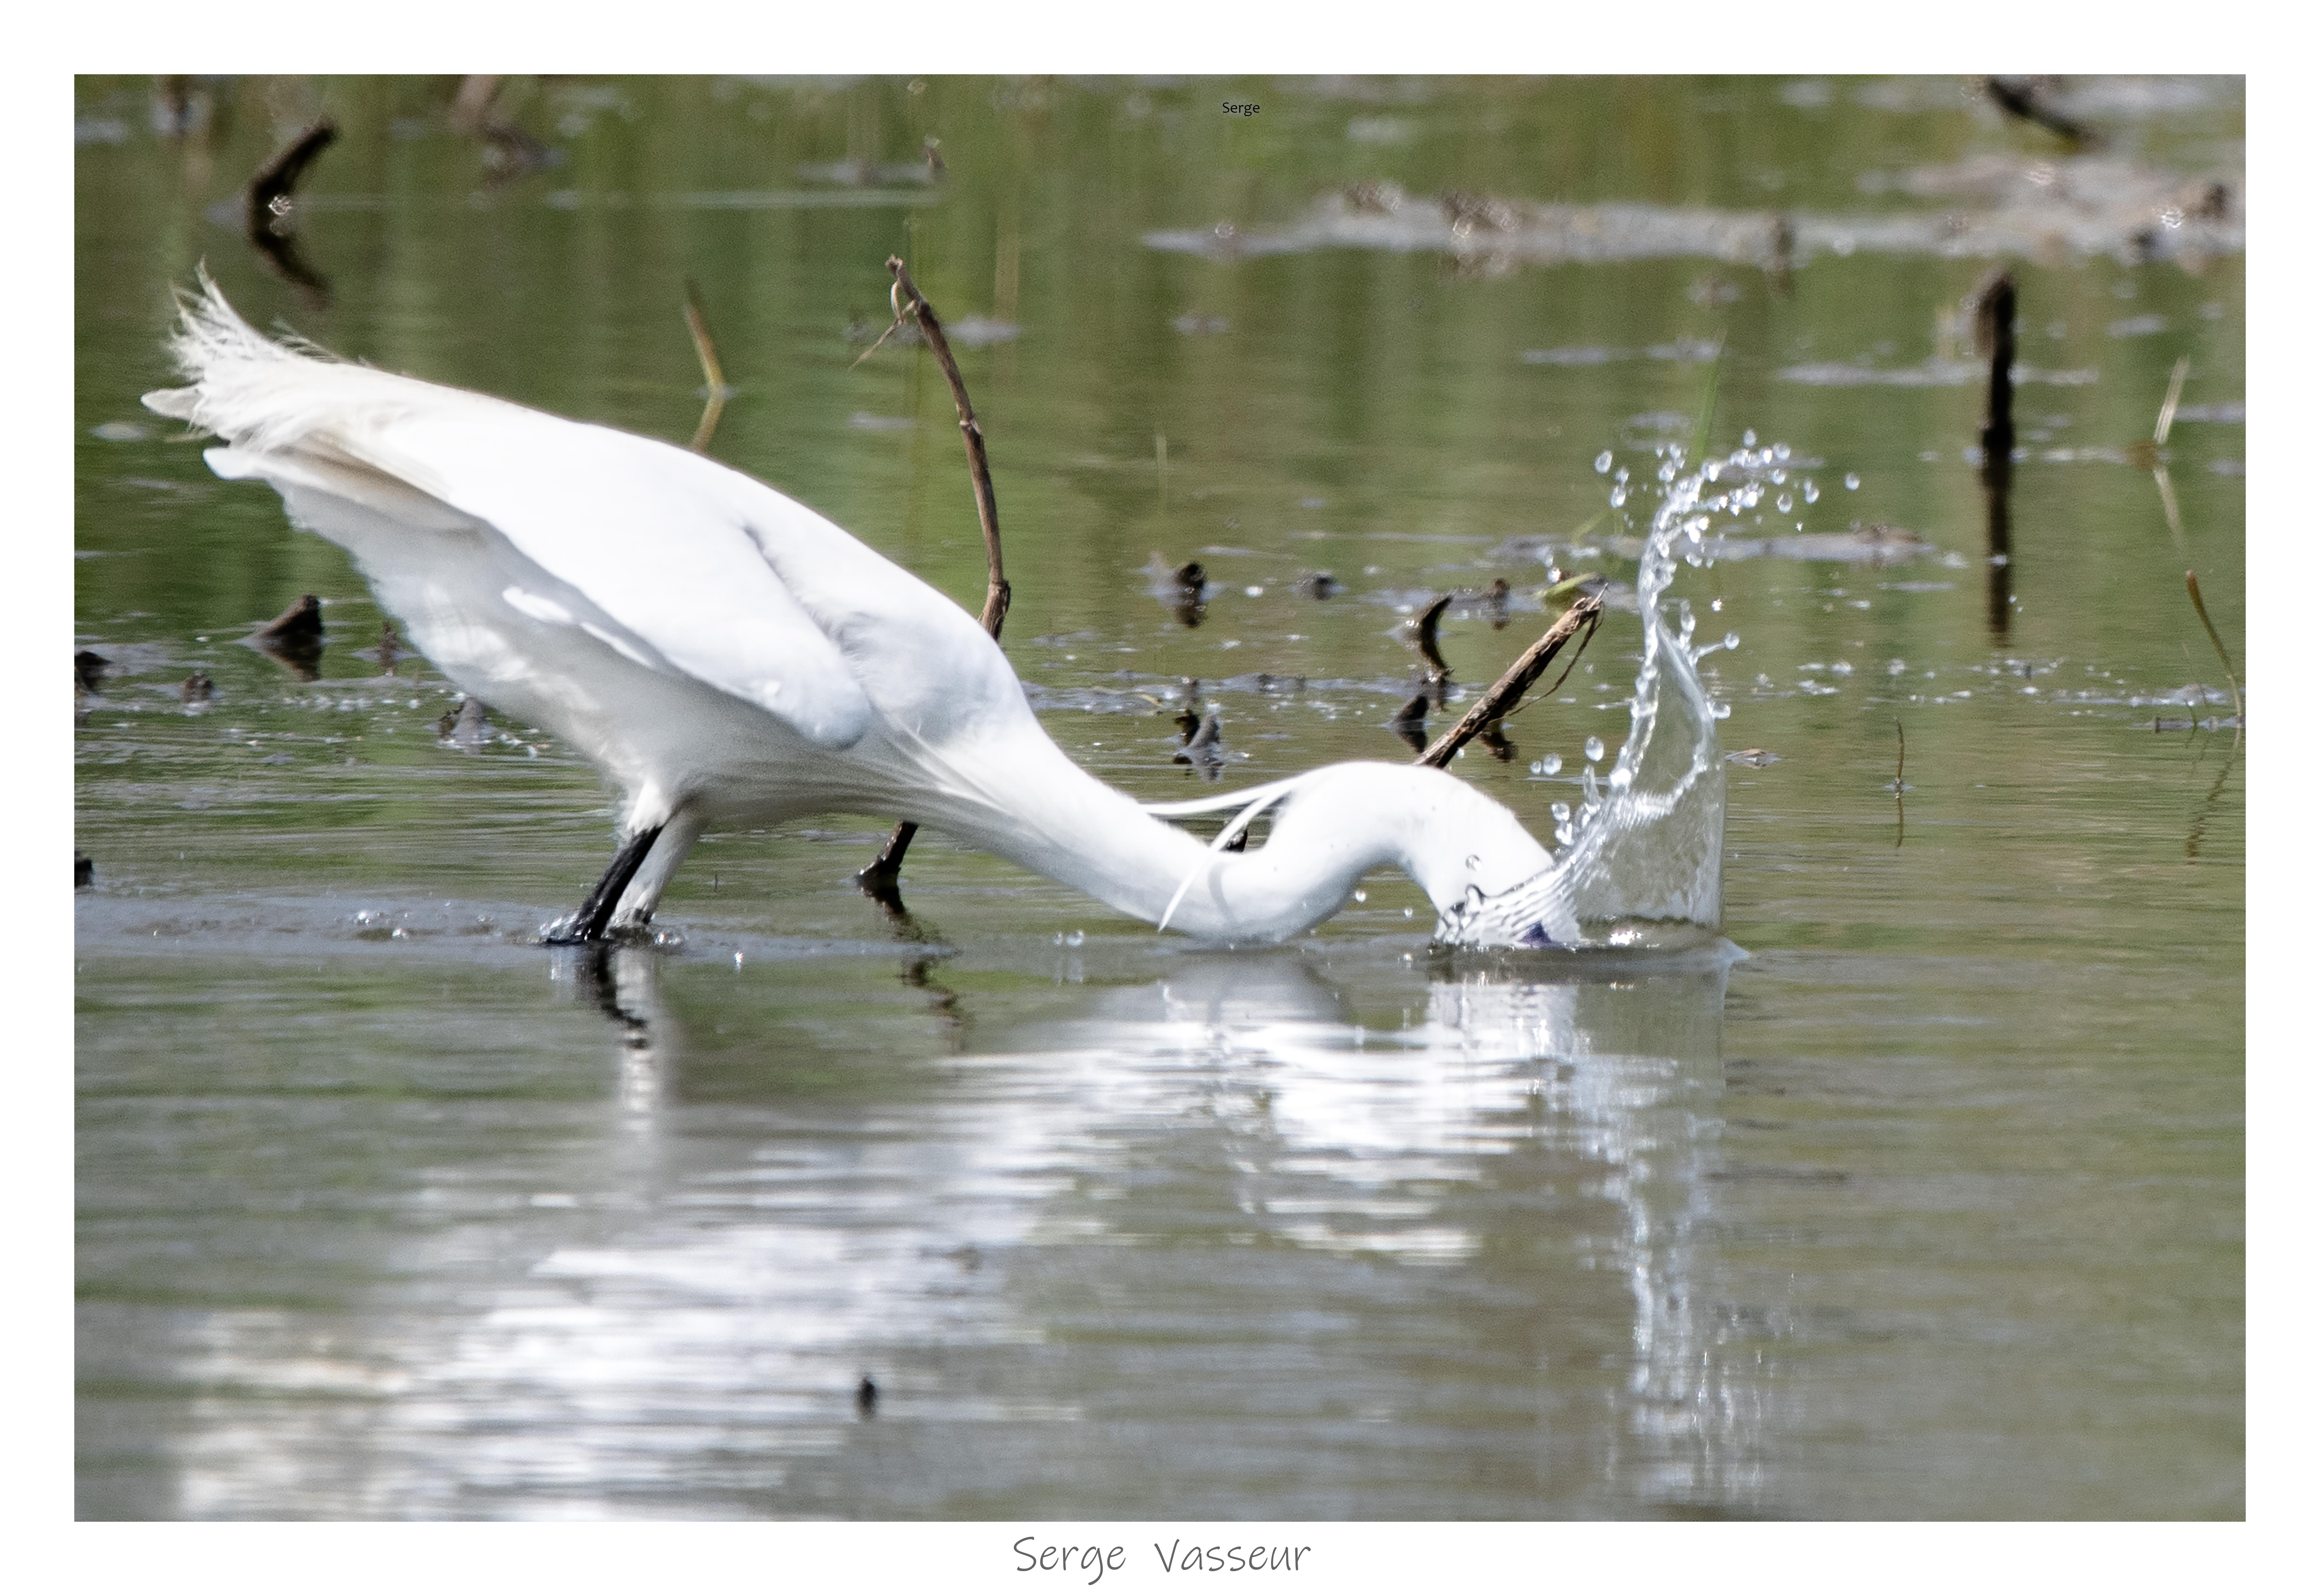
[545,823,666,945]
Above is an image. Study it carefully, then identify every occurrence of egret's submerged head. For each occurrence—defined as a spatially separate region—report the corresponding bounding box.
[1387,772,1580,949]
[1431,863,1578,949]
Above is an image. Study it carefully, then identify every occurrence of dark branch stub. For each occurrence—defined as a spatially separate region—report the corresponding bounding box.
[249,593,325,679]
[1977,270,2016,641]
[1414,593,1454,705]
[242,118,338,306]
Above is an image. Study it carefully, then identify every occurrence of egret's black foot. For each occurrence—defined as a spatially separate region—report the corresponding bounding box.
[542,823,665,946]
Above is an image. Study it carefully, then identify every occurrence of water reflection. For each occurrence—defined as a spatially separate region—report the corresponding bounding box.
[100,940,1762,1517]
[1014,948,1763,1512]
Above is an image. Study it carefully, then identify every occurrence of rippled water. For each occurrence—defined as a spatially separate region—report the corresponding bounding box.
[76,75,2242,1520]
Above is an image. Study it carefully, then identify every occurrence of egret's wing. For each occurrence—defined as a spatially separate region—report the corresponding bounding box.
[144,278,877,749]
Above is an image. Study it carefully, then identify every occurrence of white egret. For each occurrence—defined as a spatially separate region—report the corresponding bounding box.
[144,276,1582,948]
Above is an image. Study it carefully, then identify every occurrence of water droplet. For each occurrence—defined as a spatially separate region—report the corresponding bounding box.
[1066,929,1085,946]
[1550,801,1571,824]
[1776,493,1793,513]
[1724,631,1739,650]
[1742,429,1758,447]
[1584,735,1605,761]
[1352,889,1366,903]
[1802,480,1819,504]
[1538,752,1562,776]
[1844,473,1861,490]
[1594,450,1613,473]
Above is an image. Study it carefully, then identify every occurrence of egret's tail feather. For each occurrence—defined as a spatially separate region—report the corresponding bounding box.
[142,271,510,473]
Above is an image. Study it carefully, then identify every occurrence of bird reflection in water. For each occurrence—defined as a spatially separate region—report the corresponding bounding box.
[966,942,1765,1512]
[528,934,1766,1515]
[555,943,671,1121]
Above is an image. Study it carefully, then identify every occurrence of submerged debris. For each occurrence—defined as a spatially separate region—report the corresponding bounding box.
[437,696,490,748]
[76,854,93,889]
[1148,555,1210,627]
[1173,706,1226,779]
[249,595,324,677]
[1481,576,1511,629]
[1296,572,1343,600]
[180,669,213,706]
[75,650,109,693]
[1174,680,1202,739]
[1148,151,2239,273]
[1389,692,1430,754]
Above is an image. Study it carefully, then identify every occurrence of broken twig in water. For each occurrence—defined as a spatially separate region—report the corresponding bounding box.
[2138,355,2194,557]
[1413,594,1603,769]
[683,279,729,452]
[2183,570,2243,731]
[868,256,1009,635]
[1892,718,1908,847]
[2154,354,2190,447]
[1975,270,2018,640]
[1389,692,1430,755]
[243,117,338,306]
[1414,593,1453,705]
[1976,271,2016,476]
[1985,77,2099,149]
[859,256,1013,901]
[247,117,337,229]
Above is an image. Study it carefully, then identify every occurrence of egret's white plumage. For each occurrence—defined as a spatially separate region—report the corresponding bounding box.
[145,276,1577,947]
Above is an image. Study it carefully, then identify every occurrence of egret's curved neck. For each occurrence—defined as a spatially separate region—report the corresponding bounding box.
[922,733,1553,944]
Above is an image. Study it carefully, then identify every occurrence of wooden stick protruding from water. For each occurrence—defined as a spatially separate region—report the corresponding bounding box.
[2184,570,2243,731]
[881,256,1010,637]
[1977,270,2016,476]
[1412,594,1602,770]
[859,256,1013,903]
[682,279,729,453]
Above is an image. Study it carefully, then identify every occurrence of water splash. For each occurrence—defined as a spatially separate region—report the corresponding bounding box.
[1437,440,1745,951]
